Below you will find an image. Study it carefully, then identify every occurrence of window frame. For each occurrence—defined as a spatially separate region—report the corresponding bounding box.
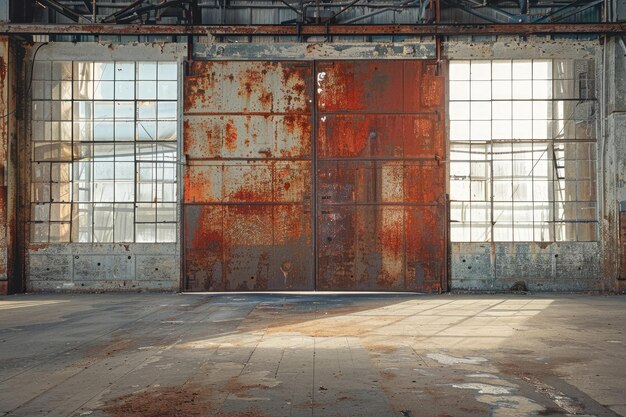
[448,59,598,243]
[30,59,181,244]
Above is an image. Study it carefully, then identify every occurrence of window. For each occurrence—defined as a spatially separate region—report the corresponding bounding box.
[449,59,597,242]
[31,60,178,243]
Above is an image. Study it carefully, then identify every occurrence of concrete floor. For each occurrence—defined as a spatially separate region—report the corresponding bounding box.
[0,293,625,417]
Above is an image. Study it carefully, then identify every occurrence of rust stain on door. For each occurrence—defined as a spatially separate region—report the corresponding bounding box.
[316,60,447,292]
[183,59,446,292]
[183,61,314,291]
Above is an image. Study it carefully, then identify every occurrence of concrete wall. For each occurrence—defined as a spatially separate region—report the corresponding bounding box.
[604,37,626,292]
[452,242,601,291]
[445,38,619,292]
[0,36,8,294]
[20,43,186,293]
[0,36,18,295]
[8,37,626,293]
[27,243,179,291]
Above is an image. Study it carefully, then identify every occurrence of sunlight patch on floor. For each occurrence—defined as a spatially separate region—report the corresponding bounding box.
[0,300,69,311]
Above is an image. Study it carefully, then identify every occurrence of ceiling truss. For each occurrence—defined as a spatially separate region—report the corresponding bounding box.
[24,0,607,25]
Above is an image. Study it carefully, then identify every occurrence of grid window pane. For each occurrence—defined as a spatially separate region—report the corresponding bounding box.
[449,59,597,242]
[138,62,157,80]
[30,60,179,243]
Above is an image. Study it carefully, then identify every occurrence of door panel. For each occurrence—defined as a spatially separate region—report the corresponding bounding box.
[315,60,447,292]
[183,61,314,291]
[316,60,444,113]
[317,114,444,159]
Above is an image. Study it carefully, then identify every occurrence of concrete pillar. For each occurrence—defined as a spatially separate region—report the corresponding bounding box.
[0,36,18,294]
[603,37,626,292]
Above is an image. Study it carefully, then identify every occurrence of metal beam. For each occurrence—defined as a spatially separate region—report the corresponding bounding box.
[102,0,144,23]
[0,22,625,36]
[36,0,87,23]
[442,0,519,23]
[549,0,603,23]
[341,0,418,24]
[441,0,501,23]
[82,0,93,13]
[533,0,600,22]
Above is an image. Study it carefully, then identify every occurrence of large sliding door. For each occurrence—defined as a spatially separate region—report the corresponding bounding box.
[315,61,447,291]
[182,59,446,292]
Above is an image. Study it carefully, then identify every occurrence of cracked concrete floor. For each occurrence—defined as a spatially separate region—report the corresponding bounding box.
[0,293,625,417]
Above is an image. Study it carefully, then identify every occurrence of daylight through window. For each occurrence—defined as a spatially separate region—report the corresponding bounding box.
[449,59,598,242]
[30,61,178,243]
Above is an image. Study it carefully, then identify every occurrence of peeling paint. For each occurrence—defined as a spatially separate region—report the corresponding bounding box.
[183,61,314,291]
[316,60,447,292]
[183,59,446,292]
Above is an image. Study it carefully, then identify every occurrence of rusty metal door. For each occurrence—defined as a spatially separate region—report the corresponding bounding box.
[315,60,447,291]
[183,59,446,292]
[183,61,315,291]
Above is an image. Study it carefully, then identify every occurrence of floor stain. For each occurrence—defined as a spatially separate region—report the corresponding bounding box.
[101,383,212,417]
